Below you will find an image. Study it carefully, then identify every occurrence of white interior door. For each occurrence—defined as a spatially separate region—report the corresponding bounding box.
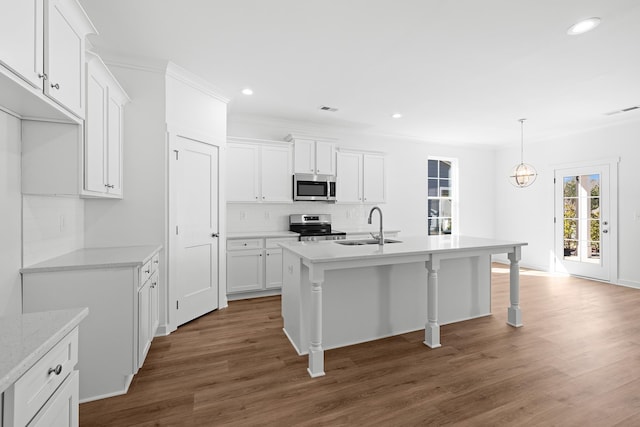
[171,134,219,327]
[554,164,613,281]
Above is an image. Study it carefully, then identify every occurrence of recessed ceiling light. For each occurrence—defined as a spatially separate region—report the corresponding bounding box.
[391,113,402,119]
[241,88,253,95]
[567,17,601,35]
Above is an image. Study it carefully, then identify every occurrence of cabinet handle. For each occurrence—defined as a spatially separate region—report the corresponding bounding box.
[48,364,63,376]
[151,282,157,288]
[211,233,219,238]
[154,260,159,264]
[38,73,47,80]
[145,269,150,274]
[50,83,60,90]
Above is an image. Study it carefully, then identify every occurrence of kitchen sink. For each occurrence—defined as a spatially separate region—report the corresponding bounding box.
[335,239,402,246]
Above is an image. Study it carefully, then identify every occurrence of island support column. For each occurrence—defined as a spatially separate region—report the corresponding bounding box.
[308,266,325,377]
[424,258,442,348]
[507,247,523,327]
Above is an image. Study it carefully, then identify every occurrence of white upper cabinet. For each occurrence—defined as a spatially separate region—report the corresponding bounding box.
[227,142,260,202]
[21,52,128,198]
[292,138,314,174]
[287,135,337,175]
[336,151,363,203]
[0,0,95,120]
[363,153,386,203]
[0,0,44,88]
[336,150,386,204]
[260,144,293,202]
[84,52,129,198]
[227,138,292,203]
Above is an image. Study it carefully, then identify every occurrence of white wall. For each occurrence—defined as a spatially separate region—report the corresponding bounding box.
[0,111,22,315]
[22,195,84,266]
[494,119,640,287]
[227,116,496,238]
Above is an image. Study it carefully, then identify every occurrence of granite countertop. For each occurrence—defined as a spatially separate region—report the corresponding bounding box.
[20,245,162,274]
[280,235,527,264]
[0,307,89,393]
[227,231,300,239]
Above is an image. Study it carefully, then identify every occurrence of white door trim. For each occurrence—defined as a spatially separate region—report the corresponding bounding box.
[553,158,619,283]
[167,126,227,333]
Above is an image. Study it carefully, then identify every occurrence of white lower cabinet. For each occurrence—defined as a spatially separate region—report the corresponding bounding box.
[3,328,79,427]
[227,239,264,293]
[21,246,161,401]
[227,237,297,295]
[138,266,159,369]
[29,371,79,427]
[265,248,284,289]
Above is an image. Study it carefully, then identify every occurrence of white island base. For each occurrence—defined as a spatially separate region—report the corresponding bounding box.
[280,236,526,377]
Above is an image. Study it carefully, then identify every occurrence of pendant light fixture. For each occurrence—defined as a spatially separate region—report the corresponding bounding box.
[509,118,537,188]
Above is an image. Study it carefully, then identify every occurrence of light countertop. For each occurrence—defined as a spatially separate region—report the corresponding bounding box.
[20,245,162,274]
[227,231,300,239]
[280,235,527,264]
[336,226,401,235]
[0,307,88,393]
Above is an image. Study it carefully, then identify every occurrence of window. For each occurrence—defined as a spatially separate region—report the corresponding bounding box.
[428,158,457,235]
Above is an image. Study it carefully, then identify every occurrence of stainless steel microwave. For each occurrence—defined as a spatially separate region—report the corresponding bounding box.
[293,174,336,202]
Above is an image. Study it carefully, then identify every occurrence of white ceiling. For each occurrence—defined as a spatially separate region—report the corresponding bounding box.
[78,0,640,147]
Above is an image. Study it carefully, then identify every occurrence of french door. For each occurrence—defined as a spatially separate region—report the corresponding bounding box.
[554,163,614,281]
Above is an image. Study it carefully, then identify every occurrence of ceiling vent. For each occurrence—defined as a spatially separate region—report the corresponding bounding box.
[604,105,639,116]
[319,105,339,112]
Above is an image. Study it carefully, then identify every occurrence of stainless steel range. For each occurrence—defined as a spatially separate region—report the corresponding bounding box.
[289,214,346,242]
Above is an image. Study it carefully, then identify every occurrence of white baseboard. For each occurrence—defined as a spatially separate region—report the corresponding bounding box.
[615,279,640,290]
[227,288,281,301]
[78,374,132,403]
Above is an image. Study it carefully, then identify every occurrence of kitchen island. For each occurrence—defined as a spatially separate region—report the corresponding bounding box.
[280,235,527,377]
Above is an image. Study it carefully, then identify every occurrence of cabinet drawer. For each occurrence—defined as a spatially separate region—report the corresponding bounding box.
[4,327,78,427]
[150,252,160,273]
[29,370,79,427]
[265,237,298,249]
[227,239,263,251]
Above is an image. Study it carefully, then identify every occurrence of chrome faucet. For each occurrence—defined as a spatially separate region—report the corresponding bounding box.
[367,206,384,245]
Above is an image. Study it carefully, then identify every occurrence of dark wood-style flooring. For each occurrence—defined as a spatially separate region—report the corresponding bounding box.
[80,266,640,426]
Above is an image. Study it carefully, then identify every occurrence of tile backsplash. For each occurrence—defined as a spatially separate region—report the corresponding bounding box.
[227,203,375,232]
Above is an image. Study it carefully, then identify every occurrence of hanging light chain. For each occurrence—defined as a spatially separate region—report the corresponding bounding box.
[519,118,526,164]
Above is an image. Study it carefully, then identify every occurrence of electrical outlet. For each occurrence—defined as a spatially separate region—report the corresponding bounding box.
[264,211,270,220]
[240,211,247,220]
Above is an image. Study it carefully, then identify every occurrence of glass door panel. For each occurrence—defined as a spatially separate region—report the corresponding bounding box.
[555,165,610,281]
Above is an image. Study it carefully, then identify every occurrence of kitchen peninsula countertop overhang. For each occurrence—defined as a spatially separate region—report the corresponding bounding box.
[280,235,527,378]
[279,235,527,265]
